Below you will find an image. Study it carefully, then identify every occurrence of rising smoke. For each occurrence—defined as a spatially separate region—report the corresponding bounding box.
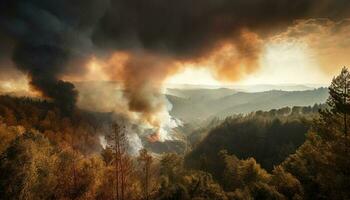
[0,0,108,113]
[1,0,350,138]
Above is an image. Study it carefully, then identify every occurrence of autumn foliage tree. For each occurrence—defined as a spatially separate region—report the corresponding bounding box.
[107,122,134,200]
[2,68,350,200]
[138,149,154,200]
[283,67,350,199]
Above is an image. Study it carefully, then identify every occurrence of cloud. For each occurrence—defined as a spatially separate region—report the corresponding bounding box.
[271,18,350,74]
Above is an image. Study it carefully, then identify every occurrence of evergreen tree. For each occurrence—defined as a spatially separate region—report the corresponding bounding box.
[282,67,350,199]
[327,67,350,135]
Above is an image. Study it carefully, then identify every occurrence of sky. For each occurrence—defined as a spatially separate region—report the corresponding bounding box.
[166,41,334,86]
[0,41,339,88]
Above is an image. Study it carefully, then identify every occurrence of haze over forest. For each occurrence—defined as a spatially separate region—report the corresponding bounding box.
[1,0,350,200]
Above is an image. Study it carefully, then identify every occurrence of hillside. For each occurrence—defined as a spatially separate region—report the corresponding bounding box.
[185,107,321,176]
[168,88,328,122]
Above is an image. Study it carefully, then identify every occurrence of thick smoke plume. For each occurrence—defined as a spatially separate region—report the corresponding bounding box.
[0,0,108,112]
[1,0,350,137]
[90,0,350,128]
[13,44,77,113]
[100,52,178,126]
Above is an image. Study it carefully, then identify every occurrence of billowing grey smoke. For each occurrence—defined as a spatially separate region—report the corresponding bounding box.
[0,0,350,115]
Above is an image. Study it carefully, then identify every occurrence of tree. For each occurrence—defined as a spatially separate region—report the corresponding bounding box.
[282,131,350,199]
[0,131,57,200]
[0,121,24,154]
[138,149,153,200]
[107,122,133,200]
[101,146,114,165]
[277,107,291,116]
[157,153,188,199]
[281,67,350,199]
[327,67,350,135]
[182,171,227,200]
[218,151,286,200]
[158,153,227,200]
[160,153,184,184]
[291,106,302,115]
[54,149,104,200]
[271,166,303,200]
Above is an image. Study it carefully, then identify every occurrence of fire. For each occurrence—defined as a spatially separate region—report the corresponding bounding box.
[147,131,161,143]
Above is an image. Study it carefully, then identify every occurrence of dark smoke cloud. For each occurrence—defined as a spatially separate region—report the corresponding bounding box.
[13,44,77,112]
[0,0,108,113]
[1,0,350,115]
[93,0,350,59]
[0,32,19,80]
[91,0,350,121]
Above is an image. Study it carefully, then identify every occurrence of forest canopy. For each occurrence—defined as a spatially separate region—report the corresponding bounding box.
[0,68,350,199]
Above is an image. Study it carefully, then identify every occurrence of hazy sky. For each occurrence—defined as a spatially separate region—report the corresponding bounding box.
[167,18,350,86]
[167,41,336,86]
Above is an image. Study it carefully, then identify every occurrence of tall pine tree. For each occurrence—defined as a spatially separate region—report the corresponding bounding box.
[327,67,350,135]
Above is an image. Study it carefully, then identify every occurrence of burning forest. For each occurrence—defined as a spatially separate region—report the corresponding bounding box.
[1,0,350,199]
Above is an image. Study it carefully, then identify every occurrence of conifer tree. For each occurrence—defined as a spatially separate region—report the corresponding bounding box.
[327,67,350,135]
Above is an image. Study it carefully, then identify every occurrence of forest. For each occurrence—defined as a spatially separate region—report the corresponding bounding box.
[1,0,350,199]
[0,68,349,200]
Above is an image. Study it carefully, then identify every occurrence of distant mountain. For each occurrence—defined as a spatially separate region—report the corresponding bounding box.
[230,84,317,92]
[165,83,327,92]
[167,88,329,122]
[166,88,236,101]
[71,81,329,122]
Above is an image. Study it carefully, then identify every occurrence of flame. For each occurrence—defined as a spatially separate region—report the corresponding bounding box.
[147,131,161,143]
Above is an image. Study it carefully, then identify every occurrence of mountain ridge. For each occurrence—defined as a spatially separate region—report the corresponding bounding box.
[168,87,329,122]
